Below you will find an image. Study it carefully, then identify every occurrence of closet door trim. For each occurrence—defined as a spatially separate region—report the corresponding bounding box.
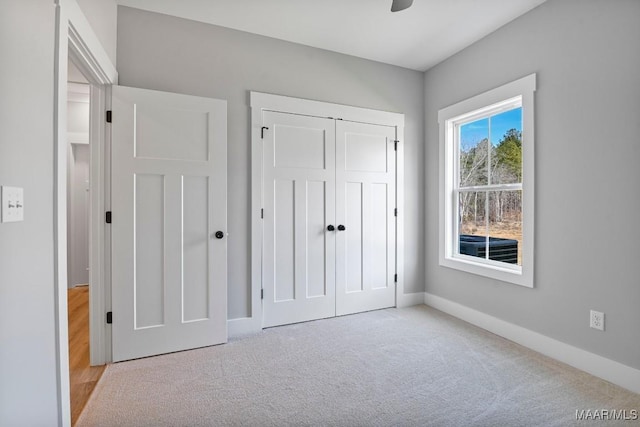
[249,91,405,331]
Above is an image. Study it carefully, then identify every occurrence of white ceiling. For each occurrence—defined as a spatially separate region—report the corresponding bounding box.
[116,0,547,71]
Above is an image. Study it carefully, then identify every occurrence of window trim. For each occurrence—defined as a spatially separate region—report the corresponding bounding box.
[438,74,536,288]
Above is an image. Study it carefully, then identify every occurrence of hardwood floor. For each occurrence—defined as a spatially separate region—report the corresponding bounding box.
[68,286,106,426]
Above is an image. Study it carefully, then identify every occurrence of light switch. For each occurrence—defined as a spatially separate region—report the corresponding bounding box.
[1,186,24,223]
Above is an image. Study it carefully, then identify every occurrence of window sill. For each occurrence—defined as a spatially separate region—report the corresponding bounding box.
[440,255,533,288]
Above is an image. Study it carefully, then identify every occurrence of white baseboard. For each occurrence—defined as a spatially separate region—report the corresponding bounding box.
[424,292,640,394]
[397,292,425,308]
[228,317,262,338]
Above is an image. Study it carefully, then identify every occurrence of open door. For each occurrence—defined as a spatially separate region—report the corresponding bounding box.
[111,86,227,362]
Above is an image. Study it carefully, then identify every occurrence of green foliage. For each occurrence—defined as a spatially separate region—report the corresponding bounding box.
[459,128,521,187]
[459,128,522,224]
[495,129,522,181]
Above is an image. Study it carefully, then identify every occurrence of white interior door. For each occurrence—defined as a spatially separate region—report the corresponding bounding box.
[111,86,227,362]
[262,111,336,328]
[335,120,396,315]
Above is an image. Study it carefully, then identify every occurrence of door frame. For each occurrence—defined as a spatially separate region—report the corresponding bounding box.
[249,91,406,330]
[54,0,117,424]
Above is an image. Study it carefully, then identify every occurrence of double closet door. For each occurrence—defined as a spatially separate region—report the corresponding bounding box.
[262,111,396,328]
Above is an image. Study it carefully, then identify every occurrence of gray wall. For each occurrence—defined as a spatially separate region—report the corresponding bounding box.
[77,0,118,66]
[424,0,640,369]
[0,1,116,424]
[68,143,90,288]
[67,98,91,288]
[0,1,59,424]
[117,6,426,319]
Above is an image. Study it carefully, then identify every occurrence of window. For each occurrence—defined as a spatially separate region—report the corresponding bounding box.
[438,74,536,287]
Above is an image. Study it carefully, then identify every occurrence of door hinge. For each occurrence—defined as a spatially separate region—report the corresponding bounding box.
[394,274,398,283]
[261,126,269,139]
[261,289,264,300]
[394,140,399,151]
[105,211,112,224]
[106,311,113,324]
[394,208,398,217]
[106,110,112,123]
[261,208,264,219]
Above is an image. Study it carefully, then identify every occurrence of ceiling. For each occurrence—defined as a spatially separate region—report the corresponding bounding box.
[116,0,547,71]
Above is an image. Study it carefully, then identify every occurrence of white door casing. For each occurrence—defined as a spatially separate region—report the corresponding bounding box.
[262,111,337,328]
[111,86,227,362]
[335,121,396,316]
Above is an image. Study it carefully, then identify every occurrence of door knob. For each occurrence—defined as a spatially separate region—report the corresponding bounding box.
[338,225,346,231]
[215,231,224,239]
[327,225,335,231]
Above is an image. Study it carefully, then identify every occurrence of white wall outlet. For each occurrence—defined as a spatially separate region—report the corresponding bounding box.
[1,186,24,223]
[590,310,605,331]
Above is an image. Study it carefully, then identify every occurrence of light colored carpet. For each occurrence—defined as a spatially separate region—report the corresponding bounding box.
[78,306,639,426]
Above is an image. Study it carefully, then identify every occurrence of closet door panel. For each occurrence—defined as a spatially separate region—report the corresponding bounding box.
[336,121,396,316]
[345,182,364,293]
[344,132,388,173]
[273,178,296,302]
[262,111,336,327]
[370,183,390,290]
[306,180,329,298]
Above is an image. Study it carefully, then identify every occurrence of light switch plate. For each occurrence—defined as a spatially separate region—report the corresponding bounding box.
[1,186,24,223]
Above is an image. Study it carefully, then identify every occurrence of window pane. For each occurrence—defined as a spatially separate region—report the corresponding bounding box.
[488,190,522,265]
[458,191,487,259]
[459,118,489,187]
[490,108,522,185]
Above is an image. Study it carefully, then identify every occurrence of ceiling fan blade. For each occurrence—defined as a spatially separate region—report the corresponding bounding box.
[391,0,413,12]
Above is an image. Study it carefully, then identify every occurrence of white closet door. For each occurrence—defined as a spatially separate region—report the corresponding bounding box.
[111,86,227,362]
[335,120,396,316]
[262,111,336,328]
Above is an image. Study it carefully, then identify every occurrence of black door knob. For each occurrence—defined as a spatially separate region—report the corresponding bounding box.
[338,225,346,231]
[215,231,224,239]
[327,225,335,231]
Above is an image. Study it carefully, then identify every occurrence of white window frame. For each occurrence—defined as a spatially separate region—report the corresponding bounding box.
[438,74,536,288]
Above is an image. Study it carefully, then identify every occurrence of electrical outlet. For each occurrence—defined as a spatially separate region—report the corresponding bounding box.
[590,310,605,331]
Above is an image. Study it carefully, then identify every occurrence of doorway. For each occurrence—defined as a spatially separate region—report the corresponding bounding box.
[54,4,118,425]
[66,58,106,425]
